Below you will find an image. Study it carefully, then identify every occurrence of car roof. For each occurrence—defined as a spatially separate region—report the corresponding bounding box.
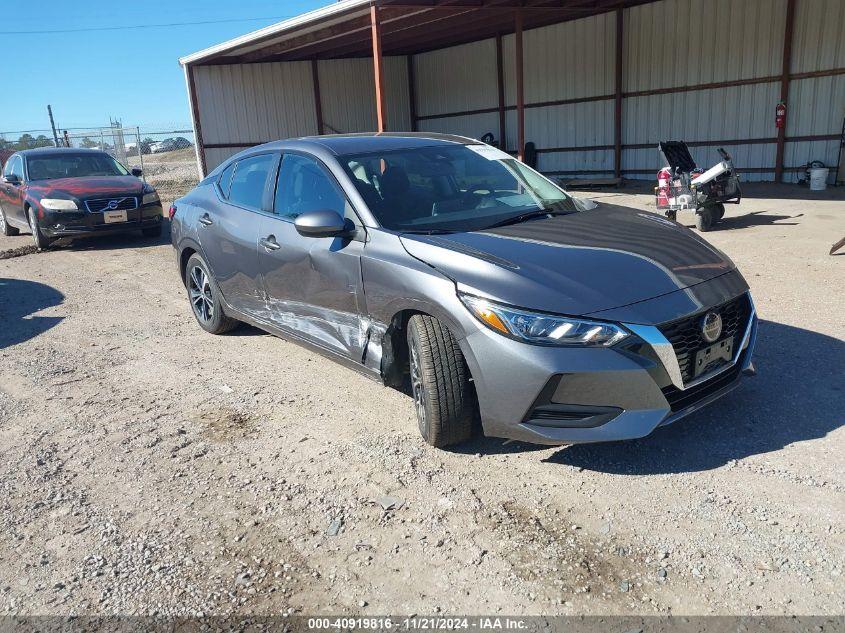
[258,132,479,156]
[17,147,111,158]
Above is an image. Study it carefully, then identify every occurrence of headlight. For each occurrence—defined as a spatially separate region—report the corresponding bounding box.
[40,198,78,211]
[459,293,628,347]
[142,192,160,205]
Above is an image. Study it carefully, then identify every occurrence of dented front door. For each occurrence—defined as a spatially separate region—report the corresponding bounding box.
[256,153,366,360]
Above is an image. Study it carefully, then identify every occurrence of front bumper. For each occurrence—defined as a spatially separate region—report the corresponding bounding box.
[460,292,757,445]
[38,203,163,238]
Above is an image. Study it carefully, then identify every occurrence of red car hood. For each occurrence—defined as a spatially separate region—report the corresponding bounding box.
[27,176,146,199]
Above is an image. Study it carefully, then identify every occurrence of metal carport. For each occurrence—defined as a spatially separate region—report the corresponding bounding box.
[180,0,845,184]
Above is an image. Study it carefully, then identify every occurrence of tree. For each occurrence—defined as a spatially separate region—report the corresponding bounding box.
[80,137,99,148]
[15,134,36,150]
[33,135,52,148]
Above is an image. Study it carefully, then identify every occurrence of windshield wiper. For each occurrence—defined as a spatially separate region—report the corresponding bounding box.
[484,208,570,229]
[400,228,458,235]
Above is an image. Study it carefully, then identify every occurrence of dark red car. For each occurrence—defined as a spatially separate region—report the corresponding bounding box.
[0,147,163,249]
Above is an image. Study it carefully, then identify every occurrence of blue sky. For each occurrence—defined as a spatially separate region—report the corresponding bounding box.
[0,0,325,134]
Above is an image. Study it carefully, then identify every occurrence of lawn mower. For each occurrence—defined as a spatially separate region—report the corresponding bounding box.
[654,141,741,231]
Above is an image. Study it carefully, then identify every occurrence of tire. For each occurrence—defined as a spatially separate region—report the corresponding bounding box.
[184,253,239,334]
[0,204,20,236]
[407,314,474,447]
[714,203,726,221]
[27,207,54,250]
[141,224,162,238]
[695,207,714,232]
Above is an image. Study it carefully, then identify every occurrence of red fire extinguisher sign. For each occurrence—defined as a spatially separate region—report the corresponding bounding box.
[775,102,786,129]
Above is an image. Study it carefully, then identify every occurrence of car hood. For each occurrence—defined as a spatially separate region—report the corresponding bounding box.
[399,203,736,317]
[26,176,146,199]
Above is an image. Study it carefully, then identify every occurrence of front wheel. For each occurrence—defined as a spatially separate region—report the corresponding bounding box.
[28,207,54,250]
[184,253,239,334]
[407,314,474,447]
[714,203,726,221]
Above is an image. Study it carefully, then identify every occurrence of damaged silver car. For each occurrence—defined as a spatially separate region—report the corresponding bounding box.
[171,133,757,448]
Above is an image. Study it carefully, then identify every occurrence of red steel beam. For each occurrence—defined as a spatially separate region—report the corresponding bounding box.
[311,59,324,135]
[775,0,796,183]
[371,5,388,132]
[613,7,623,179]
[515,8,525,161]
[496,33,506,147]
[407,55,418,131]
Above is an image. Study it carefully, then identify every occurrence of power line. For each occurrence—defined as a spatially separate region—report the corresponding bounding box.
[0,15,295,35]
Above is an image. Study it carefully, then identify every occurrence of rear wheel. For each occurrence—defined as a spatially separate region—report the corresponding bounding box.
[185,253,239,334]
[28,207,54,250]
[0,204,20,236]
[407,314,474,447]
[714,203,726,220]
[695,207,714,232]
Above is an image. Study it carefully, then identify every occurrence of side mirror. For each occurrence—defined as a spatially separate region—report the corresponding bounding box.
[3,174,20,185]
[294,209,356,239]
[131,167,143,177]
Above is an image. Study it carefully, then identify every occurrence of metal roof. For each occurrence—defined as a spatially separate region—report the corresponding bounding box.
[181,0,655,66]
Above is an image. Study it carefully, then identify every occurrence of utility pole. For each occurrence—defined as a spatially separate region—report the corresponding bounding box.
[47,105,60,147]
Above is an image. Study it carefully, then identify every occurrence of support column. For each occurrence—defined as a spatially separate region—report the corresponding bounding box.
[407,55,418,132]
[185,64,208,177]
[495,34,506,149]
[311,59,324,135]
[775,0,796,183]
[614,8,623,179]
[515,9,525,161]
[370,5,388,133]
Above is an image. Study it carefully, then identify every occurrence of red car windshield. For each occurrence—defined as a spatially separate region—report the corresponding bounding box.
[26,154,130,181]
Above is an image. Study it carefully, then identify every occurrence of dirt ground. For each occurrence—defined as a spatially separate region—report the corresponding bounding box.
[0,179,843,617]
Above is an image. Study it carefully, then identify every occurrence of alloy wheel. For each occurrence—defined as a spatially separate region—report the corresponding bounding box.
[188,265,214,323]
[410,343,428,435]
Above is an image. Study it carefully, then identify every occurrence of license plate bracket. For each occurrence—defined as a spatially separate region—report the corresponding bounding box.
[103,210,128,224]
[693,337,734,377]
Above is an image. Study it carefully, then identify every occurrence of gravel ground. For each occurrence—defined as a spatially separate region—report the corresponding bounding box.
[0,181,842,617]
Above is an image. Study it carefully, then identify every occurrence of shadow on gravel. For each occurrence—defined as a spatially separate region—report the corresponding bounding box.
[709,210,803,231]
[0,278,64,349]
[546,320,845,474]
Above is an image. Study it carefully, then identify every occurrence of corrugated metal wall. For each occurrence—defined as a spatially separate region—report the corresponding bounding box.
[191,0,844,181]
[786,0,845,182]
[193,57,410,172]
[622,0,787,181]
[318,56,410,135]
[411,0,843,182]
[193,62,317,170]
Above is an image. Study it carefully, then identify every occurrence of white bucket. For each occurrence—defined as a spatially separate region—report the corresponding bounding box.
[809,167,829,191]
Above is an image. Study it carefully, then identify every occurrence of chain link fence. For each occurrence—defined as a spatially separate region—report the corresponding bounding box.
[0,124,201,206]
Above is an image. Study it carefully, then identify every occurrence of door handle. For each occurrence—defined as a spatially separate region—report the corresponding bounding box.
[198,213,213,226]
[259,235,281,251]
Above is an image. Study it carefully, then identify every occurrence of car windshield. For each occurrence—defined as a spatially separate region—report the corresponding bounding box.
[26,153,130,181]
[340,144,577,232]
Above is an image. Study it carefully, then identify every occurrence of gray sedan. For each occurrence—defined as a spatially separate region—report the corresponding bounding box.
[171,133,757,447]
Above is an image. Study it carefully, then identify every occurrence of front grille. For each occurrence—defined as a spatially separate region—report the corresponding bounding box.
[85,197,138,213]
[658,293,751,384]
[662,364,741,412]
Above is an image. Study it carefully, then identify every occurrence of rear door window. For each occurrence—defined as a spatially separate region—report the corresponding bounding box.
[226,153,276,211]
[218,162,236,198]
